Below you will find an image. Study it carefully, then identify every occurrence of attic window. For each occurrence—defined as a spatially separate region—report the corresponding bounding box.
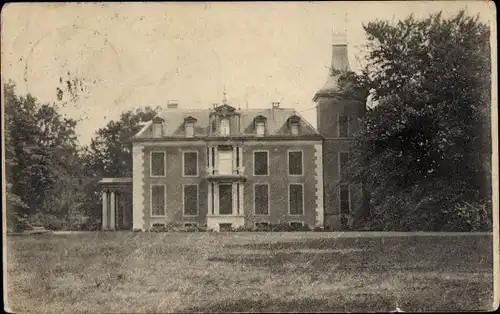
[186,124,194,137]
[220,118,230,136]
[153,122,163,137]
[288,115,300,136]
[256,122,265,136]
[184,116,197,138]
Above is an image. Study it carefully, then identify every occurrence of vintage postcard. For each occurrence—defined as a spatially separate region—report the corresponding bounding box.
[2,1,498,313]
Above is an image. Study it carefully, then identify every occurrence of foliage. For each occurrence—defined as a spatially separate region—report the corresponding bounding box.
[4,82,87,231]
[346,10,491,231]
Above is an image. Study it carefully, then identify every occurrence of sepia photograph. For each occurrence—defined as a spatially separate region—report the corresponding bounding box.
[1,1,498,313]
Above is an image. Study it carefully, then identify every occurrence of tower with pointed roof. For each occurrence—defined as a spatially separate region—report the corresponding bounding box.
[314,22,366,230]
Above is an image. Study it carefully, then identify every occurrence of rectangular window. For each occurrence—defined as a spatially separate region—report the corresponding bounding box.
[289,184,304,215]
[338,115,349,138]
[151,152,165,177]
[339,152,349,181]
[151,185,166,216]
[218,148,233,175]
[185,124,194,137]
[183,185,198,216]
[183,151,198,176]
[256,122,265,136]
[220,119,230,135]
[340,184,350,214]
[288,151,303,175]
[254,184,269,215]
[219,184,233,215]
[254,151,268,175]
[153,122,163,137]
[291,123,299,135]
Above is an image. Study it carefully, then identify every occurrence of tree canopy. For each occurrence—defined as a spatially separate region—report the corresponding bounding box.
[347,10,491,231]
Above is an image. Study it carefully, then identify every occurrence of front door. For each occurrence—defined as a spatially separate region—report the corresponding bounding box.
[219,184,233,215]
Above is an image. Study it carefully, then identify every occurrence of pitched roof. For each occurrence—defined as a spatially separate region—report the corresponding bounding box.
[132,106,319,139]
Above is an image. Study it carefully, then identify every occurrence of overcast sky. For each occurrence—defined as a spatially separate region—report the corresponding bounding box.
[1,2,494,145]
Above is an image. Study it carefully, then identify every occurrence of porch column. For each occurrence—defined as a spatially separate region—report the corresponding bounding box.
[208,182,213,215]
[238,183,244,215]
[214,184,219,215]
[232,146,237,174]
[238,145,243,173]
[232,183,238,215]
[102,191,108,230]
[110,191,116,230]
[207,145,213,174]
[214,146,219,174]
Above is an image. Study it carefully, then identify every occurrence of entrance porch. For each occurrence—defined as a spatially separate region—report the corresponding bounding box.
[99,178,133,231]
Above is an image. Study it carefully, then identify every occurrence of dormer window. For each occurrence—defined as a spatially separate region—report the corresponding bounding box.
[184,116,197,138]
[254,115,267,137]
[152,117,165,138]
[256,122,265,136]
[220,118,230,136]
[287,114,301,136]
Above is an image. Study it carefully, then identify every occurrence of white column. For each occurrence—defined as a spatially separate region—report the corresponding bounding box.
[102,191,108,230]
[238,145,243,173]
[110,191,116,230]
[214,146,219,174]
[208,145,213,174]
[239,183,244,215]
[214,184,219,215]
[232,146,237,174]
[232,183,238,215]
[208,183,213,216]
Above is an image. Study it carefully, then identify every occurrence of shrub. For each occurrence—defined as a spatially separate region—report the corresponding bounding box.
[441,201,492,232]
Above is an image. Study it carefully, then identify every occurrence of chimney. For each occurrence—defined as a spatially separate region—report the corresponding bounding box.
[167,100,178,109]
[271,101,280,109]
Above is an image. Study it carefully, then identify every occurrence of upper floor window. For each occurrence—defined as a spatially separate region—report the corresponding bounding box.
[338,115,349,138]
[151,151,165,177]
[256,122,265,136]
[183,151,198,176]
[288,151,303,176]
[153,122,163,137]
[220,118,230,136]
[254,151,269,176]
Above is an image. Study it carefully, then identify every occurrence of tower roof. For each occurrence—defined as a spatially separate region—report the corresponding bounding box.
[313,31,351,101]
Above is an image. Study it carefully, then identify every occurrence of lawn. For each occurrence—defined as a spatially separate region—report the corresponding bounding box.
[5,232,494,313]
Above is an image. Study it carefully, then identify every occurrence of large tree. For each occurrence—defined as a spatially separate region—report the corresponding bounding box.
[4,82,87,231]
[348,10,491,231]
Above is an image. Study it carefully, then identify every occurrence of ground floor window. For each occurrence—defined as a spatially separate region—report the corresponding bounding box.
[254,184,269,215]
[219,184,233,215]
[340,184,351,214]
[151,185,166,216]
[289,184,304,215]
[183,185,198,216]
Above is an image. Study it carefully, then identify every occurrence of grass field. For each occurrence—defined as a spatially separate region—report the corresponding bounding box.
[5,232,494,313]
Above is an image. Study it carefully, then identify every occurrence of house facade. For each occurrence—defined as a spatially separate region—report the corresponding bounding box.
[128,102,324,232]
[99,30,365,232]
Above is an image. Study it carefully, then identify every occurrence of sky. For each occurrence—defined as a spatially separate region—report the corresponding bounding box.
[1,1,495,145]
